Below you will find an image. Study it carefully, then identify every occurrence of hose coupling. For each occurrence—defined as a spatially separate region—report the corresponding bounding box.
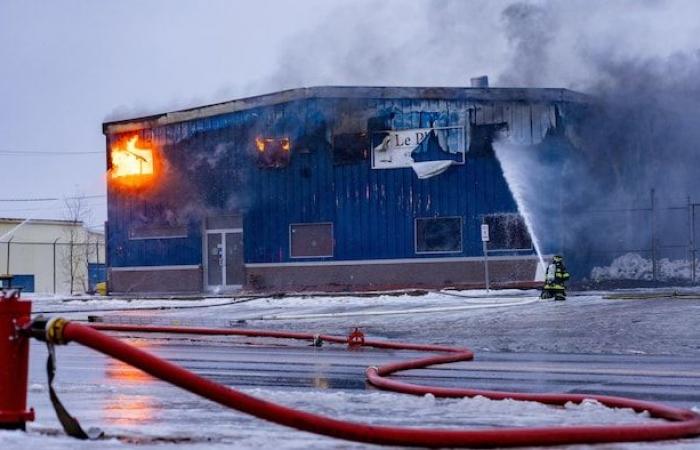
[27,316,70,345]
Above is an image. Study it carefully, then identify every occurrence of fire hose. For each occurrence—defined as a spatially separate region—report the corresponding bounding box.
[22,319,700,448]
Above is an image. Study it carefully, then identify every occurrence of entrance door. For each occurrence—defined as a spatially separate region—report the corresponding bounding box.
[205,230,244,290]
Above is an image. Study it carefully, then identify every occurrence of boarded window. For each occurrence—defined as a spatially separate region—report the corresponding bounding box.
[333,133,369,165]
[484,214,532,250]
[256,137,291,168]
[129,224,188,240]
[290,223,333,258]
[415,217,462,253]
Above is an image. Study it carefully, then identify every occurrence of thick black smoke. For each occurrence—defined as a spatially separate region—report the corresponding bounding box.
[494,2,700,281]
[254,0,700,281]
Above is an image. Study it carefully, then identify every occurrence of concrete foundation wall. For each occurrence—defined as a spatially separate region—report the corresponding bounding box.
[246,257,539,291]
[109,267,202,293]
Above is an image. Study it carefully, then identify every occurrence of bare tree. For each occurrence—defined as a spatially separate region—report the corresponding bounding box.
[63,193,92,295]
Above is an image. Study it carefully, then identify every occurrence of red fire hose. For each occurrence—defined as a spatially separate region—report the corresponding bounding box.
[44,321,700,447]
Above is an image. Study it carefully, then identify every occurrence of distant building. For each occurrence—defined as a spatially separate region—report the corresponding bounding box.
[103,85,587,293]
[0,218,105,294]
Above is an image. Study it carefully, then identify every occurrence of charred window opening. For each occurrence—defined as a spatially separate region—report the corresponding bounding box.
[468,122,508,158]
[129,202,188,240]
[332,133,369,165]
[290,223,334,258]
[415,217,462,254]
[367,112,396,132]
[256,137,291,168]
[484,214,532,250]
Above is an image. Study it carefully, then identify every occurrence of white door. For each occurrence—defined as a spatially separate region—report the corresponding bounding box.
[205,230,244,289]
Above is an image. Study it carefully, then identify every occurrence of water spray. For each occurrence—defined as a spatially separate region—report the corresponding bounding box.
[493,140,547,273]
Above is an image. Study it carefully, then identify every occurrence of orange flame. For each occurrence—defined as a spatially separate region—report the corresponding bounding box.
[111,136,154,179]
[255,137,290,152]
[255,137,266,152]
[280,138,291,152]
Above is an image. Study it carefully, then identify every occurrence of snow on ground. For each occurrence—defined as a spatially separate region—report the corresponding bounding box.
[22,288,700,355]
[26,294,245,315]
[3,288,699,449]
[3,387,671,450]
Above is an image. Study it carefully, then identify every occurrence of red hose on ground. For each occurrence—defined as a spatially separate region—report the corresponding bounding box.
[59,322,700,448]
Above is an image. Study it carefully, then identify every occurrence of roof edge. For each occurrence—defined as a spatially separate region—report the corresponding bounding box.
[0,218,85,226]
[103,85,590,135]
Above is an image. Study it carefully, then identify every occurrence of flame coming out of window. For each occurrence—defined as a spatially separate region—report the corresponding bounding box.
[110,136,154,180]
[255,137,290,153]
[255,137,291,169]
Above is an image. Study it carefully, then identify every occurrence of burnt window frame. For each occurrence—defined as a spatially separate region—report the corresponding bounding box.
[482,213,533,252]
[414,216,463,255]
[289,222,335,259]
[331,132,370,166]
[255,137,292,169]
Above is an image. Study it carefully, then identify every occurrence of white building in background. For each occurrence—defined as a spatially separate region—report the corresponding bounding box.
[0,218,105,295]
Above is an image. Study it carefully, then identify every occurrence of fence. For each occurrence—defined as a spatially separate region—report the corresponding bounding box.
[0,240,106,294]
[565,189,700,284]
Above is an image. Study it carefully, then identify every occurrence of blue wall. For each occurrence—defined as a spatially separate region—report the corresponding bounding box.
[107,96,553,268]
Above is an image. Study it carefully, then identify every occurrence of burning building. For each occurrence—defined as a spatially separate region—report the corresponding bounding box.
[103,85,587,293]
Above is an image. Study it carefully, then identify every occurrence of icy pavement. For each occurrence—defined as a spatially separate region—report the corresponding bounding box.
[2,288,699,449]
[62,289,700,356]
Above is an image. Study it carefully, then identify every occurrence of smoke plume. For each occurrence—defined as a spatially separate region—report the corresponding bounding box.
[256,0,700,279]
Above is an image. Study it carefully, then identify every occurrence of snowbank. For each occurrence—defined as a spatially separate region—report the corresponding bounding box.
[591,253,699,281]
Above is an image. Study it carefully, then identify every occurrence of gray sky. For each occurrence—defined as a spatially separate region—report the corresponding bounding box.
[1,0,699,227]
[0,0,335,226]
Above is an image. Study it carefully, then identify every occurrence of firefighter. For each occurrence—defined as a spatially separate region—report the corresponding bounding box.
[541,255,570,301]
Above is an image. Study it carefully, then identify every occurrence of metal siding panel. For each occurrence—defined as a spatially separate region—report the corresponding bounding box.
[107,93,531,270]
[376,98,392,259]
[392,100,413,257]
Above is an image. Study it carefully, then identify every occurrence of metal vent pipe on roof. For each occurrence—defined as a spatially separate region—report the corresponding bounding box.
[470,76,489,88]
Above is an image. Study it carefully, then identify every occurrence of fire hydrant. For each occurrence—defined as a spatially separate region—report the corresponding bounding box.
[0,289,34,430]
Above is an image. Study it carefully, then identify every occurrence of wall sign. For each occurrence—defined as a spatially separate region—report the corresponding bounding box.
[371,126,465,178]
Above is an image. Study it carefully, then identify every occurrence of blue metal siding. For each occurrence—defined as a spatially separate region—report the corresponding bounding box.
[107,95,556,268]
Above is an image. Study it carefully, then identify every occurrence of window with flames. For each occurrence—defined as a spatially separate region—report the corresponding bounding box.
[110,136,155,185]
[256,137,291,168]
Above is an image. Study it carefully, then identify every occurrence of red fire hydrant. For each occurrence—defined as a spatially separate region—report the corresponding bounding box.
[0,289,34,430]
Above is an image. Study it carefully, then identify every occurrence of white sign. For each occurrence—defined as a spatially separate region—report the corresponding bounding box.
[370,126,465,178]
[481,224,490,242]
[372,128,433,169]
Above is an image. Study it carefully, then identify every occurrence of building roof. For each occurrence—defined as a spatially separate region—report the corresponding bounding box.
[103,85,590,134]
[0,218,84,227]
